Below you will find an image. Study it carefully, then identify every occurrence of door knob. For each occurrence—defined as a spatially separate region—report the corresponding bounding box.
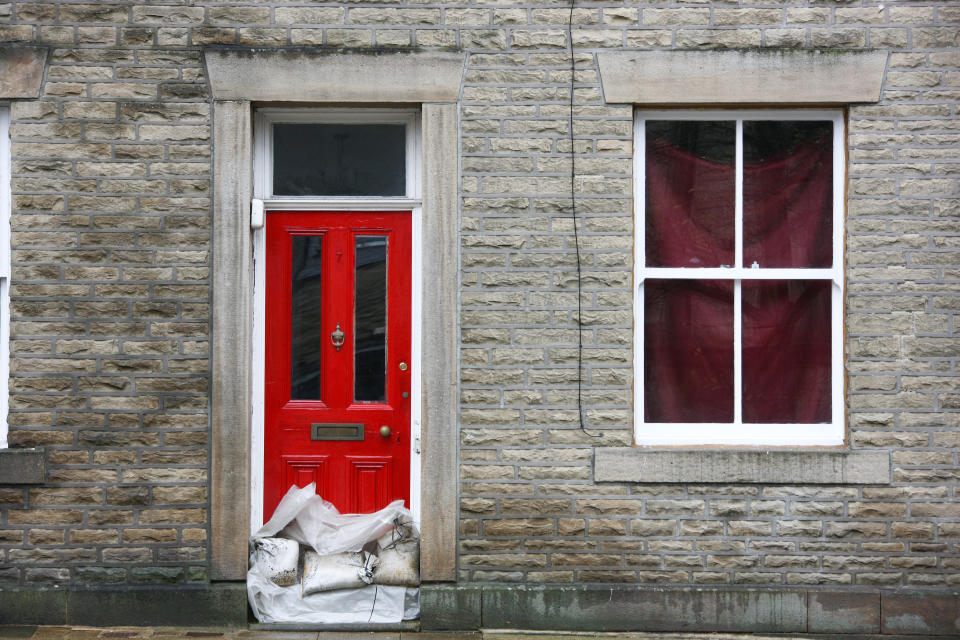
[379,425,391,438]
[398,362,407,371]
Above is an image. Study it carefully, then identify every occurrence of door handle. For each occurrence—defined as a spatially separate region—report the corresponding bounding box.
[331,323,345,351]
[379,425,392,438]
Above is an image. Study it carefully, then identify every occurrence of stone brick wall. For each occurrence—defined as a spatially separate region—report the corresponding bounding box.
[0,0,957,591]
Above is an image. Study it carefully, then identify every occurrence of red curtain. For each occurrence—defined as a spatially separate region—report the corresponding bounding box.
[644,138,832,424]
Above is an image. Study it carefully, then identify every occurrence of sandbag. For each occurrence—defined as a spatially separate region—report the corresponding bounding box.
[253,537,299,587]
[374,524,420,587]
[375,540,419,586]
[301,550,379,596]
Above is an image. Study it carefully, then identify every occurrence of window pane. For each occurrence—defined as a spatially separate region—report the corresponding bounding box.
[743,121,833,268]
[354,236,387,403]
[742,280,831,423]
[291,236,323,400]
[645,279,734,423]
[273,124,406,196]
[645,121,735,268]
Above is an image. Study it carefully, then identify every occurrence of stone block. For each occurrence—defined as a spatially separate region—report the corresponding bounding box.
[808,590,881,633]
[420,584,481,630]
[0,449,45,484]
[881,592,960,635]
[0,45,47,99]
[0,588,67,624]
[480,585,807,632]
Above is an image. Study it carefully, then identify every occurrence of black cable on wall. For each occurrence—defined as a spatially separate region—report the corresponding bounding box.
[567,1,601,439]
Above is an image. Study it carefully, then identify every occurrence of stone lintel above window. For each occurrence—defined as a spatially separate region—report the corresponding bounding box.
[595,449,890,484]
[598,50,887,105]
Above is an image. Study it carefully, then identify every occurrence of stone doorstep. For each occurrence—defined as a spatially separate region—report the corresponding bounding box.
[249,622,420,632]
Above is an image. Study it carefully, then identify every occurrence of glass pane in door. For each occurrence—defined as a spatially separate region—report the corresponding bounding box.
[291,236,323,400]
[355,236,387,402]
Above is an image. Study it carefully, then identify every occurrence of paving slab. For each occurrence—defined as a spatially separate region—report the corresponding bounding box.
[234,633,318,640]
[18,628,73,640]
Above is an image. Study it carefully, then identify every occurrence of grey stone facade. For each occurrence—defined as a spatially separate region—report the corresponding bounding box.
[0,0,957,632]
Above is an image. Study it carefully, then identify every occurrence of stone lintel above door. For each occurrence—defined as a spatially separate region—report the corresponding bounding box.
[204,48,465,103]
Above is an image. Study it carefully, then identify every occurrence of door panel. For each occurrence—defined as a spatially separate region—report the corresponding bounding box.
[265,211,412,519]
[347,456,393,514]
[282,456,330,500]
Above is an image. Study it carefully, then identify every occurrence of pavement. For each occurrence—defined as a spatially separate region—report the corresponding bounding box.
[0,629,944,640]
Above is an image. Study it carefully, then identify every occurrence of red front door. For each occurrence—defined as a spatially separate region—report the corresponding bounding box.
[264,211,412,519]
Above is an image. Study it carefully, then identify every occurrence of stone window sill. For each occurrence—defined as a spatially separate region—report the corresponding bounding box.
[594,449,889,484]
[0,448,46,484]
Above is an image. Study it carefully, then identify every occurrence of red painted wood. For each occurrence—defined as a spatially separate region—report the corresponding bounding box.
[264,211,412,519]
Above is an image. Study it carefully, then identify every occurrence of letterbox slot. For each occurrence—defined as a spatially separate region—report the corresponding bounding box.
[310,423,365,441]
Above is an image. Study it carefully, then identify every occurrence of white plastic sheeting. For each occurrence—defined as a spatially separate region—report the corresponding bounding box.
[247,483,420,624]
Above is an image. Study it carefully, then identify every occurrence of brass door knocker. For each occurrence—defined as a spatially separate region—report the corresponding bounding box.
[330,323,345,351]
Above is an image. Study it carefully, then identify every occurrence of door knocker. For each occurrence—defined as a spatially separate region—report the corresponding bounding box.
[330,323,345,351]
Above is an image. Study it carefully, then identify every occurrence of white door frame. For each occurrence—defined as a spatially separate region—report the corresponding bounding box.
[250,108,424,533]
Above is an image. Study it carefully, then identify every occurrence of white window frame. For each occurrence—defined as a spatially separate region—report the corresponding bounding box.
[255,108,421,206]
[634,109,845,447]
[250,108,423,531]
[0,106,10,448]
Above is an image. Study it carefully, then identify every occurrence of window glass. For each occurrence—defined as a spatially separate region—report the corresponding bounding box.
[354,236,387,403]
[742,280,832,424]
[273,124,406,196]
[743,121,833,268]
[290,236,323,400]
[645,121,734,268]
[645,279,734,423]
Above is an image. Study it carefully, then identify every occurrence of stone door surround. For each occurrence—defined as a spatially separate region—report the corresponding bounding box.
[204,47,464,581]
[0,44,47,484]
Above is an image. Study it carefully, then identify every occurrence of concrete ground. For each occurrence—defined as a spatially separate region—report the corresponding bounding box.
[0,629,941,640]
